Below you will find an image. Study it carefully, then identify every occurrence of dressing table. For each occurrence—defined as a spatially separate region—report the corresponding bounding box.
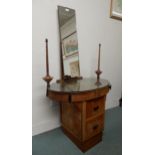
[47,78,111,152]
[43,6,111,152]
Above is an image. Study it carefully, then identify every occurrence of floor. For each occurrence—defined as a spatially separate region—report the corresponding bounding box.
[32,107,122,155]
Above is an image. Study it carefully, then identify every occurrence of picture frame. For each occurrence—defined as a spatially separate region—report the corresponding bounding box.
[62,31,78,57]
[110,0,122,21]
[70,61,80,77]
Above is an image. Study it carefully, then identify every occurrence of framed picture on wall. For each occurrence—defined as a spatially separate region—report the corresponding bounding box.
[110,0,122,20]
[62,31,78,57]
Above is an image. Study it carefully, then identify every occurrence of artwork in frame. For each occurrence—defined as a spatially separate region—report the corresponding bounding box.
[70,61,80,77]
[110,0,122,20]
[62,31,78,57]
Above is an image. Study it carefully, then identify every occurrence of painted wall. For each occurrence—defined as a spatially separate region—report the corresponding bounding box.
[32,0,122,136]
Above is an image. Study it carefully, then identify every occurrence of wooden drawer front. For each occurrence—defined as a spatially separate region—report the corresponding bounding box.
[71,91,96,102]
[86,97,105,119]
[48,91,68,103]
[96,87,109,98]
[71,87,109,102]
[85,115,103,140]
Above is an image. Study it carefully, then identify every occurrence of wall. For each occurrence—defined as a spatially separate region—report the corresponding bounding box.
[32,0,122,136]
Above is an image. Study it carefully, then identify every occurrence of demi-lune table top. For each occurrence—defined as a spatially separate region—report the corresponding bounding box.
[48,78,111,94]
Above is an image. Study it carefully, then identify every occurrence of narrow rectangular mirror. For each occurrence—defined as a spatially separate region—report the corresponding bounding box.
[58,6,81,80]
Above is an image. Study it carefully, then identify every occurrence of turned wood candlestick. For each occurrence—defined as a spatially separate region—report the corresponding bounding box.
[43,38,53,95]
[95,43,102,85]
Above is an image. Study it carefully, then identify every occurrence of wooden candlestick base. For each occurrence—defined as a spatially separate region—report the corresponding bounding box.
[43,75,53,96]
[95,70,102,85]
[43,75,53,88]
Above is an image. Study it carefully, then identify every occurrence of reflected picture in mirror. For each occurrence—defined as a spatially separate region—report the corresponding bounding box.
[58,6,80,79]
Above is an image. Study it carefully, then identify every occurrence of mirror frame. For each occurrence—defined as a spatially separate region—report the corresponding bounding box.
[57,6,82,82]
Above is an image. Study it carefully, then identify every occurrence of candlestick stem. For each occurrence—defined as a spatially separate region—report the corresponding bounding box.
[45,39,49,76]
[95,43,102,85]
[43,38,53,95]
[98,43,101,70]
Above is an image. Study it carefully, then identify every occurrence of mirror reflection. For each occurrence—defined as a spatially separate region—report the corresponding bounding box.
[58,6,80,78]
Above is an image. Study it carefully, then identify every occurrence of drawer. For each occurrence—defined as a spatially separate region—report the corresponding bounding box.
[71,87,109,102]
[86,97,105,118]
[47,91,69,103]
[71,91,96,102]
[96,87,109,98]
[85,115,103,140]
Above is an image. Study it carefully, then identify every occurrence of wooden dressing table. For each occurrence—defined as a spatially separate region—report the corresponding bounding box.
[42,6,111,152]
[47,78,111,152]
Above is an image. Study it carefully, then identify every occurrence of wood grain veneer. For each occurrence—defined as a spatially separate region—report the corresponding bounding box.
[47,78,111,152]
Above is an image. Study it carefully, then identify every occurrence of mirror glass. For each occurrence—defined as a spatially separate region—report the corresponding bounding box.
[58,6,80,79]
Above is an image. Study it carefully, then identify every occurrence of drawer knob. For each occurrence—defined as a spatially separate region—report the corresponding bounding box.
[93,124,98,130]
[93,106,99,111]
